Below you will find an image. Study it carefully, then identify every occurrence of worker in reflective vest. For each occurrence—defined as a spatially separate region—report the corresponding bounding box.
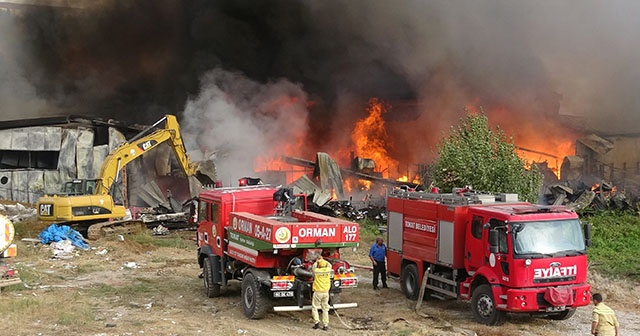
[311,256,332,331]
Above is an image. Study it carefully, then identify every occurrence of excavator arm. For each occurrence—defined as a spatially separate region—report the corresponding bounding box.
[37,114,215,230]
[95,115,213,195]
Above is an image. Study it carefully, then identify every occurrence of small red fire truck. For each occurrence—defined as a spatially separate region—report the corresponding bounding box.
[386,189,591,325]
[195,185,359,319]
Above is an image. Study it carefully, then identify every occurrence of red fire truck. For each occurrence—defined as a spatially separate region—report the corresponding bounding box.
[195,185,359,319]
[386,189,591,325]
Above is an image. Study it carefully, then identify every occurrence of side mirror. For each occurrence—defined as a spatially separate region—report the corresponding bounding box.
[488,229,499,253]
[583,222,592,248]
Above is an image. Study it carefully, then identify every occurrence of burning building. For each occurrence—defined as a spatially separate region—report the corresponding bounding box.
[562,133,640,195]
[2,1,640,204]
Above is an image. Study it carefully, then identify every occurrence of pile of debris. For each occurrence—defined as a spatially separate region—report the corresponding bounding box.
[543,182,634,211]
[308,196,387,222]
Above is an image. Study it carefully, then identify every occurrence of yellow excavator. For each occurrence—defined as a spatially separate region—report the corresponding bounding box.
[36,114,215,239]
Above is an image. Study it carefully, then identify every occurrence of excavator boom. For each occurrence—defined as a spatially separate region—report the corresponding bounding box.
[36,114,215,233]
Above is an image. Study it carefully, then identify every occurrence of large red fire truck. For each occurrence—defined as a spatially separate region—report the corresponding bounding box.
[195,185,359,319]
[386,189,591,325]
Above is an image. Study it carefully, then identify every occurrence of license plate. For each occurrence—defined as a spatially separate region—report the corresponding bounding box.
[546,305,565,312]
[273,291,294,298]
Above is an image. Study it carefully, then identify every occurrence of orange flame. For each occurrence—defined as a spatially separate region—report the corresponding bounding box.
[465,104,577,179]
[350,98,398,178]
[397,175,421,184]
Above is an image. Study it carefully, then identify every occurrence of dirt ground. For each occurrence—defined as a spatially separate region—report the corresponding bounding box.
[2,228,639,336]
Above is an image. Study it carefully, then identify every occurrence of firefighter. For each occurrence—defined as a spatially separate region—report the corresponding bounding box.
[369,237,388,290]
[591,293,620,336]
[311,256,332,331]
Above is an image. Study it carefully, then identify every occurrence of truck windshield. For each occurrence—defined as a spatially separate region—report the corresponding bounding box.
[512,219,585,257]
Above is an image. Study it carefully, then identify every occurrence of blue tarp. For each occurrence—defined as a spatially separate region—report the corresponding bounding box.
[39,224,90,250]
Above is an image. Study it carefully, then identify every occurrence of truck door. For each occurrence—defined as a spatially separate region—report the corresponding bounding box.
[210,202,224,255]
[465,214,486,272]
[196,200,222,255]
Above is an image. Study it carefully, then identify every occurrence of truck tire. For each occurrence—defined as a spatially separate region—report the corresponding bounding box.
[203,256,221,298]
[242,272,270,319]
[546,308,576,320]
[471,284,506,326]
[400,263,419,300]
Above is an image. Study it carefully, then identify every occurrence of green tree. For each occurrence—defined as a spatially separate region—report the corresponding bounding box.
[430,110,542,202]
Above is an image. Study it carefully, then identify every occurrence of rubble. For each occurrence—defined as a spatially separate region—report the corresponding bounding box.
[543,181,633,211]
[0,202,37,223]
[152,225,170,235]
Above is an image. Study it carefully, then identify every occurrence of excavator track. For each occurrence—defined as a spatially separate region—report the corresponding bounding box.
[87,220,147,240]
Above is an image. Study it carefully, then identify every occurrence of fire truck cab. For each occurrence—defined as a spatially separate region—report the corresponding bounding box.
[386,189,591,325]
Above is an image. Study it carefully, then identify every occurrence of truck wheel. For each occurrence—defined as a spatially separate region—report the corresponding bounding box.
[203,256,221,298]
[471,284,506,326]
[546,308,576,320]
[242,272,270,319]
[400,263,419,300]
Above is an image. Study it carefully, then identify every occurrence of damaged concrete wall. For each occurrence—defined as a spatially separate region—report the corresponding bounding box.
[0,169,59,202]
[569,134,640,193]
[0,125,127,203]
[0,126,62,202]
[597,136,640,184]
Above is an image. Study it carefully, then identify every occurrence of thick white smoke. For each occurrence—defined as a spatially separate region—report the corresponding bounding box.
[181,69,309,184]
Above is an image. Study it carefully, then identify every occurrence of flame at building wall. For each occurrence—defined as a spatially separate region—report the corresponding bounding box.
[349,98,398,179]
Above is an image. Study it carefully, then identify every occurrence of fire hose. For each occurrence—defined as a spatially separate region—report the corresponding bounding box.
[329,296,355,330]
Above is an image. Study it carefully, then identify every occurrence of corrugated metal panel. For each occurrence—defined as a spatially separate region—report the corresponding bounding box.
[0,170,12,199]
[109,127,126,151]
[12,170,28,203]
[0,129,12,149]
[28,170,45,203]
[43,127,62,151]
[58,128,77,181]
[10,128,29,151]
[92,144,109,179]
[43,170,61,195]
[27,127,46,151]
[76,127,94,179]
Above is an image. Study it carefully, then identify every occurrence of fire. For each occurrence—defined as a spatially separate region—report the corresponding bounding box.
[343,178,373,193]
[350,98,398,179]
[397,175,421,184]
[466,104,578,179]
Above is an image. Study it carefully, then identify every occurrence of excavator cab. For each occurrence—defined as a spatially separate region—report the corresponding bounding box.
[61,179,99,196]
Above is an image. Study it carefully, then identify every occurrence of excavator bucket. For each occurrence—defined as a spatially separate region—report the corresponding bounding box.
[192,159,217,186]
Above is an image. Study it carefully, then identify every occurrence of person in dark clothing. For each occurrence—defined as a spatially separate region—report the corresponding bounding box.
[369,237,388,290]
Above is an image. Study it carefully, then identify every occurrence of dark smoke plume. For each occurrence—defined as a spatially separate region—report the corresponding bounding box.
[2,1,640,174]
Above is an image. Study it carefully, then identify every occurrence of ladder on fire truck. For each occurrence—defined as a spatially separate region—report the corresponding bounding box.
[390,189,518,205]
